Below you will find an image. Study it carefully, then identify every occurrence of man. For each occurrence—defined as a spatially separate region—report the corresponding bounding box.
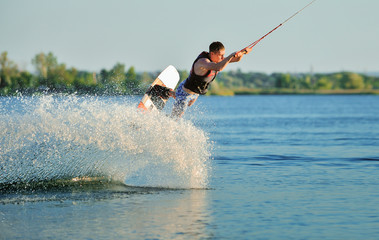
[171,41,252,118]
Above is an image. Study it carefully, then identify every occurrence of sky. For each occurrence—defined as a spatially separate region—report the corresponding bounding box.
[1,0,378,74]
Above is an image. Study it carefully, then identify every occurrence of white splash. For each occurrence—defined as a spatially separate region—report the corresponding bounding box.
[0,95,212,189]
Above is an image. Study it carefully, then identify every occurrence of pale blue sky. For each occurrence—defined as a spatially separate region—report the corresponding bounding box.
[1,0,378,74]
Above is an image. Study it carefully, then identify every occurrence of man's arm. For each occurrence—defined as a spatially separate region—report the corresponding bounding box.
[195,53,235,74]
[231,47,252,62]
[194,47,253,74]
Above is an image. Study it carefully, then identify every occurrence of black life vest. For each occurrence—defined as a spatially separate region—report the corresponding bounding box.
[184,51,218,95]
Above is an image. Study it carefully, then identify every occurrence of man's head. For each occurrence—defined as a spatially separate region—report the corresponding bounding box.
[209,41,225,63]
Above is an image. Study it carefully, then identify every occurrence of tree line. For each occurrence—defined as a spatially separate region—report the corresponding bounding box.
[1,51,378,96]
[210,69,379,95]
[0,51,155,96]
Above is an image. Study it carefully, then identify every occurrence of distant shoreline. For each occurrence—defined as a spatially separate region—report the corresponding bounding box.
[208,88,379,96]
[1,51,379,96]
[2,88,379,97]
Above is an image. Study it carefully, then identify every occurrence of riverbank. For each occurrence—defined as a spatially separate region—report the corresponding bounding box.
[208,88,379,96]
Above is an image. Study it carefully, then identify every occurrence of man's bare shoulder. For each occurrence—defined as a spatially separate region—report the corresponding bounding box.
[196,57,211,65]
[194,58,213,75]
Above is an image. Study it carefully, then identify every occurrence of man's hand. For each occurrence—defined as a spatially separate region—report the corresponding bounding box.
[242,47,252,55]
[233,51,244,58]
[231,47,252,62]
[168,89,176,99]
[236,47,252,56]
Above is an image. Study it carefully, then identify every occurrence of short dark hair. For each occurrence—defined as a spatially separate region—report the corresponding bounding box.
[209,41,225,53]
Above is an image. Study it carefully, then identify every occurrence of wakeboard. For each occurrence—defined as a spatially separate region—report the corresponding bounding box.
[137,65,180,111]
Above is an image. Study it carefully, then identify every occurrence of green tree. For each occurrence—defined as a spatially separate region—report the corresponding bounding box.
[124,66,139,93]
[274,73,292,88]
[98,63,126,94]
[109,63,125,84]
[139,71,153,90]
[31,52,78,90]
[372,77,379,89]
[300,75,312,89]
[32,52,48,79]
[0,51,19,89]
[32,52,59,88]
[12,71,33,90]
[99,69,109,85]
[73,70,97,93]
[316,77,332,90]
[342,72,365,89]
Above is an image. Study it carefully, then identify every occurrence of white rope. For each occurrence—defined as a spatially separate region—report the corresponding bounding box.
[282,0,317,25]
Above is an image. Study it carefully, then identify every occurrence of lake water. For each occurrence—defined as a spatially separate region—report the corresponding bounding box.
[1,95,379,239]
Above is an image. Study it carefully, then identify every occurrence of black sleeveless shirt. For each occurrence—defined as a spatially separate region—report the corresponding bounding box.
[184,51,218,95]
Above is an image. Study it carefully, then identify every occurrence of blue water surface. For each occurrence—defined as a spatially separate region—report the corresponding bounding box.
[197,95,379,239]
[1,95,379,240]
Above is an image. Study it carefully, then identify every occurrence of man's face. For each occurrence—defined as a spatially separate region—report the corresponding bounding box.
[210,49,225,63]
